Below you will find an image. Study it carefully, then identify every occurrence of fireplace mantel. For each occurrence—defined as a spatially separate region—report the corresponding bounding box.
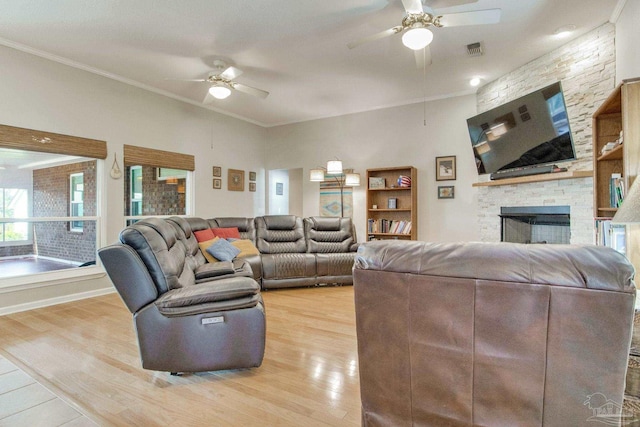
[472,170,592,187]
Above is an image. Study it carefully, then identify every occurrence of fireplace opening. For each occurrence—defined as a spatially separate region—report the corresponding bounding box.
[500,206,570,244]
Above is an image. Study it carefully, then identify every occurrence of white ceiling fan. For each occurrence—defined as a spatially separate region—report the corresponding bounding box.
[174,60,269,102]
[347,0,501,67]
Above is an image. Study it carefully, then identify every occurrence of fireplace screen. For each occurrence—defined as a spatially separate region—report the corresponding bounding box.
[500,206,570,244]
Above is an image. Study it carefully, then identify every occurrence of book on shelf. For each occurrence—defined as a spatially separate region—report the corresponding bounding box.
[367,219,412,235]
[610,173,625,208]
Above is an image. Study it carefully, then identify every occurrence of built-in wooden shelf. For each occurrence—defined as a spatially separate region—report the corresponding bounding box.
[597,144,623,161]
[472,170,592,187]
[368,208,411,212]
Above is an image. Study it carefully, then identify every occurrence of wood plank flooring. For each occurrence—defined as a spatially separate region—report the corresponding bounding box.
[0,286,361,426]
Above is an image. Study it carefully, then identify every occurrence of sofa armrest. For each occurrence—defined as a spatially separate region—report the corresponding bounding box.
[155,277,260,311]
[194,261,235,280]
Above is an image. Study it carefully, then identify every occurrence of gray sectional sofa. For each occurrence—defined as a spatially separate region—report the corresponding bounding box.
[98,214,358,374]
[184,214,359,289]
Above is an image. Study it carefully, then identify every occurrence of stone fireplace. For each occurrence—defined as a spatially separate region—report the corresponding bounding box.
[477,176,594,245]
[500,206,570,244]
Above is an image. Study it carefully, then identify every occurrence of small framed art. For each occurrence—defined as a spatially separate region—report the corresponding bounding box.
[213,166,222,177]
[213,178,222,189]
[249,171,256,181]
[388,198,397,209]
[275,182,284,195]
[249,182,256,192]
[438,186,455,199]
[228,169,244,191]
[436,156,456,181]
[369,177,386,189]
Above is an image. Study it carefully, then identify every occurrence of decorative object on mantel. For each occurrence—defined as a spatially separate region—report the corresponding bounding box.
[228,169,244,191]
[213,178,222,189]
[110,153,122,179]
[213,166,222,177]
[435,156,456,181]
[249,171,256,181]
[438,186,455,199]
[310,158,360,217]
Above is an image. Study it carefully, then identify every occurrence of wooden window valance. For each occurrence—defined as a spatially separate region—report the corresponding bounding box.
[123,144,195,171]
[0,124,107,159]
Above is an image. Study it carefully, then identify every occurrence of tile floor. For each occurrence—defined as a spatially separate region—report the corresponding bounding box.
[0,355,97,426]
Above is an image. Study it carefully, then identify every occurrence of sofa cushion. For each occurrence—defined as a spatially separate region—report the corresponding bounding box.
[233,239,260,258]
[198,237,221,263]
[207,238,241,261]
[212,227,241,239]
[194,228,216,242]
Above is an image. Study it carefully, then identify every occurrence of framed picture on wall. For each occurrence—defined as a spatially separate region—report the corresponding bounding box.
[436,156,456,181]
[276,182,284,195]
[249,182,256,192]
[438,186,455,199]
[213,166,222,177]
[213,178,222,189]
[249,171,256,181]
[228,169,244,191]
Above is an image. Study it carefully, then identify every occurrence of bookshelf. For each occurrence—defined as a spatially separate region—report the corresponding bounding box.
[593,78,640,218]
[366,166,417,241]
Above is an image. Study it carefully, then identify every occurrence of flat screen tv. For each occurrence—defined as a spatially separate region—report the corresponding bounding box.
[466,82,576,176]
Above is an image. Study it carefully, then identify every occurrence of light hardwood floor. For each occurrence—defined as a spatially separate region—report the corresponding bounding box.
[0,286,361,426]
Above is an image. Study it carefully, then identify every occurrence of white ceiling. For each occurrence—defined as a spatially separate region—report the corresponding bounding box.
[0,0,620,127]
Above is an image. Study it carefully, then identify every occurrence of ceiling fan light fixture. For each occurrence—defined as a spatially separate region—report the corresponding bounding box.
[469,77,481,87]
[402,27,433,50]
[209,85,231,99]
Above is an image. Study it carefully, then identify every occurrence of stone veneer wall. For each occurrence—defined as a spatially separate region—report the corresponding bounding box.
[476,23,616,244]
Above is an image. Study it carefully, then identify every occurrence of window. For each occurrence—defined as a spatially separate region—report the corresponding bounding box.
[130,166,142,216]
[1,188,29,243]
[70,173,84,232]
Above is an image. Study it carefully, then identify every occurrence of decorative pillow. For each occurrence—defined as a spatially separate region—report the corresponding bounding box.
[212,227,241,239]
[194,228,216,242]
[206,238,241,262]
[198,237,220,263]
[231,239,260,258]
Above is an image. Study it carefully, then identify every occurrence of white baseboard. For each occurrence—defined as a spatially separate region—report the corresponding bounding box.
[0,287,116,316]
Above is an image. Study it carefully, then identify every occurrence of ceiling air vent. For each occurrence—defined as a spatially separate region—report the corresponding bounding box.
[466,42,483,57]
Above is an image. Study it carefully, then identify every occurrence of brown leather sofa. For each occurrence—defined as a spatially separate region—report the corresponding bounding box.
[353,240,636,426]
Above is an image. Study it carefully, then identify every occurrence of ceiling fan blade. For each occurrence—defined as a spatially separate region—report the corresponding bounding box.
[165,78,207,82]
[401,0,423,13]
[426,0,477,9]
[414,46,432,69]
[439,9,501,27]
[220,66,243,81]
[347,26,403,49]
[232,83,269,99]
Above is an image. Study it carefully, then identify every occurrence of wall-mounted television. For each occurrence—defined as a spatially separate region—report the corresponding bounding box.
[466,82,576,177]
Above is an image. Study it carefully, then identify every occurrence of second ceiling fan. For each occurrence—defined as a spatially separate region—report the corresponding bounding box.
[347,0,501,67]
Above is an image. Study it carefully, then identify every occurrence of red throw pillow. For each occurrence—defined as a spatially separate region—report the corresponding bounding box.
[212,227,241,239]
[193,228,215,242]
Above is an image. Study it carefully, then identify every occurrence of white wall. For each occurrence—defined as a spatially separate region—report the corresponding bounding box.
[266,95,480,243]
[0,45,267,312]
[615,0,640,82]
[267,169,290,214]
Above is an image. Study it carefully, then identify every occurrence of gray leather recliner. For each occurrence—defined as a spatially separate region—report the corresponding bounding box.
[98,217,266,373]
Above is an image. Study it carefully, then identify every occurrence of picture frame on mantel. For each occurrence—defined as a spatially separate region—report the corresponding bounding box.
[436,156,456,181]
[228,169,244,191]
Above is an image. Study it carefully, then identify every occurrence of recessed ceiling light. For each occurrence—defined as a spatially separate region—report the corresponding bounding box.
[553,25,576,38]
[470,77,481,87]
